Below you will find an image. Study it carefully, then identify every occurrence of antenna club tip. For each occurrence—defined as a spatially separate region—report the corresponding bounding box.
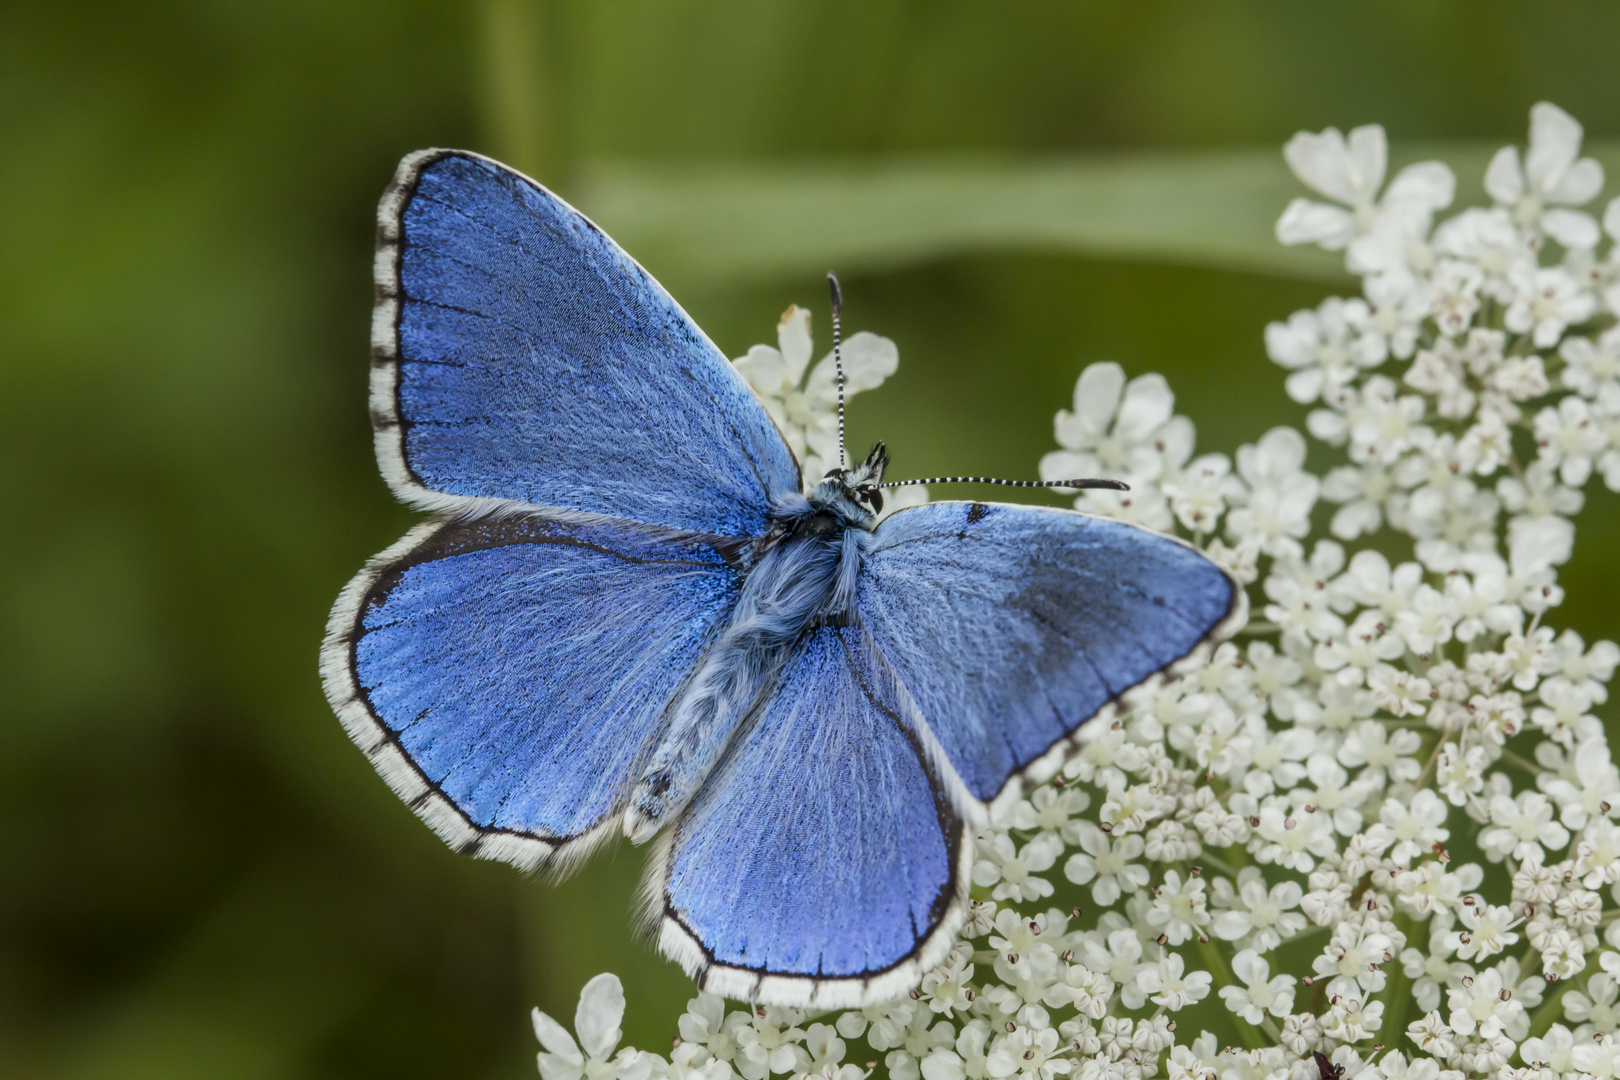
[1053,479,1130,491]
[827,272,843,309]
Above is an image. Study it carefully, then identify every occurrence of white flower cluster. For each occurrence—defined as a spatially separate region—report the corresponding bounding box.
[533,103,1620,1080]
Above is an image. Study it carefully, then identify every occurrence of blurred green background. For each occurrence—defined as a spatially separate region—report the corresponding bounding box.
[7,3,1620,1077]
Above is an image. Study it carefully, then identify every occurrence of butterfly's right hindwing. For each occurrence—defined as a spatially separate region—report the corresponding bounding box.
[652,624,971,1009]
[320,512,742,874]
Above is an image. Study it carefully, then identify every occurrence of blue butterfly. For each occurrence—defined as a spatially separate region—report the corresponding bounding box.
[321,150,1243,1008]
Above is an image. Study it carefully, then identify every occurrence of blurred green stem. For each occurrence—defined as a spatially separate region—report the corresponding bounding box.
[1527,980,1573,1040]
[1375,913,1415,1049]
[480,0,550,183]
[1195,935,1267,1051]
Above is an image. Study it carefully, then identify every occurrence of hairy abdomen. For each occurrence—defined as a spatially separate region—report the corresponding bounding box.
[622,522,858,842]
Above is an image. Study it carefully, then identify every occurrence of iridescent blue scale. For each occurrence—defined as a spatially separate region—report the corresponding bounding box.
[321,150,1240,1009]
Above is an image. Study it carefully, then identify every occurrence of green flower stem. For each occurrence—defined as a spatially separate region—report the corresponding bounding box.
[1196,852,1241,879]
[1527,981,1574,1040]
[1497,750,1541,776]
[478,0,550,181]
[1220,841,1251,872]
[1282,923,1334,949]
[1195,935,1268,1051]
[1527,952,1598,1040]
[1375,914,1417,1049]
[1414,732,1447,793]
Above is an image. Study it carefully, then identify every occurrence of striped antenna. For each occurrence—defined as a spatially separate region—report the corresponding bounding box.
[828,272,847,470]
[880,476,1130,491]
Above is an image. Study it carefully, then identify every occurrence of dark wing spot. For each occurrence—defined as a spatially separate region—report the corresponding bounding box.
[966,503,990,524]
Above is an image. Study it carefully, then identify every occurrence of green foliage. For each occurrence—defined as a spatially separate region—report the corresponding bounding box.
[5,2,1620,1077]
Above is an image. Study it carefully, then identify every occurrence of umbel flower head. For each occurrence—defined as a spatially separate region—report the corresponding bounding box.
[535,101,1620,1080]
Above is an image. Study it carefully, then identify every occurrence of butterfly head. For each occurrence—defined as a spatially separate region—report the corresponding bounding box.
[810,441,888,527]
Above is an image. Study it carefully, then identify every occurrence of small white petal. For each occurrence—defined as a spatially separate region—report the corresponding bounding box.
[1550,157,1605,206]
[538,1052,586,1080]
[1276,198,1356,248]
[833,331,898,393]
[1115,373,1175,440]
[1542,208,1601,248]
[805,331,898,401]
[1526,101,1587,195]
[777,305,813,383]
[534,1009,583,1060]
[733,345,792,397]
[1231,948,1269,985]
[1383,160,1455,212]
[1072,362,1125,433]
[922,1052,966,1080]
[1284,126,1385,206]
[1603,196,1620,241]
[534,1009,585,1080]
[1484,145,1525,205]
[576,973,626,1061]
[1345,124,1389,201]
[1040,449,1096,483]
[1284,129,1354,203]
[1508,514,1574,576]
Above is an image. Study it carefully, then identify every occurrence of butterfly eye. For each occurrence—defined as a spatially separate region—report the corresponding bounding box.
[867,490,883,514]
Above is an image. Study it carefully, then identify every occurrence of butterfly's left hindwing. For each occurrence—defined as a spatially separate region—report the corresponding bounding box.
[652,625,971,1009]
[321,513,741,874]
[859,501,1244,815]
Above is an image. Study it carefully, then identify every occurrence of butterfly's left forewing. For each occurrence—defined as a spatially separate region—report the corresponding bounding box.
[376,150,801,535]
[652,624,971,1009]
[858,501,1244,817]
